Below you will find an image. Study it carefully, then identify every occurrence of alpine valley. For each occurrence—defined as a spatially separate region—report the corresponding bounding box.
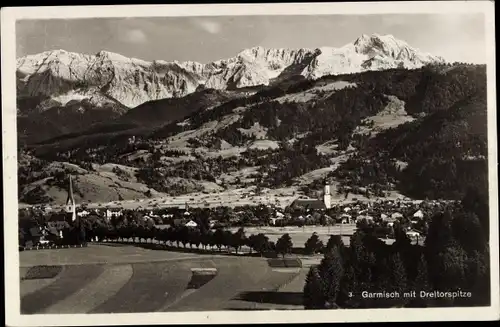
[17,34,488,208]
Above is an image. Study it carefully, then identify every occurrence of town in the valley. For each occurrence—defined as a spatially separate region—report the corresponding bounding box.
[20,174,487,313]
[22,176,431,250]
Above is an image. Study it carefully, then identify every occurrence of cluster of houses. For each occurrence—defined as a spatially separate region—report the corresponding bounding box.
[76,205,203,228]
[22,179,454,246]
[286,194,454,240]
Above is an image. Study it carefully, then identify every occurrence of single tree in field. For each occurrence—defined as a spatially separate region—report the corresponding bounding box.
[213,228,225,252]
[207,229,216,250]
[223,230,233,252]
[251,233,270,256]
[136,225,146,243]
[304,232,324,255]
[189,228,201,249]
[246,234,256,254]
[179,226,190,248]
[200,229,210,250]
[303,266,325,309]
[167,227,176,246]
[232,227,247,254]
[276,233,293,258]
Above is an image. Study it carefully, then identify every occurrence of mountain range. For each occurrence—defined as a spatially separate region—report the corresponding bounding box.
[17,34,443,110]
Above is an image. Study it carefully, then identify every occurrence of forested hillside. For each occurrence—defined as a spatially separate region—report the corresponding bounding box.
[19,63,488,204]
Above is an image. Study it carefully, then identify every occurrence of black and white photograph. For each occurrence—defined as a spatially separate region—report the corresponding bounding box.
[2,2,498,325]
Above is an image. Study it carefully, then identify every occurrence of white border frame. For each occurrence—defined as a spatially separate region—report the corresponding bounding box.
[2,2,498,325]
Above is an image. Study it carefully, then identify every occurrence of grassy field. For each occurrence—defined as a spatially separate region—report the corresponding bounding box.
[228,224,357,247]
[19,243,197,267]
[19,244,308,313]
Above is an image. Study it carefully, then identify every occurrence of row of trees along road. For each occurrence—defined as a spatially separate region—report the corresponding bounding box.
[88,224,301,257]
[95,226,339,258]
[21,212,340,259]
[303,188,490,308]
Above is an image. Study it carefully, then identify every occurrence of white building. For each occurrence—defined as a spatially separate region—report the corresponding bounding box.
[185,220,198,228]
[77,210,90,217]
[324,184,332,209]
[413,210,424,219]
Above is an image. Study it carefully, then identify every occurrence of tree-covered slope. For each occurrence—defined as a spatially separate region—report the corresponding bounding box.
[20,63,488,203]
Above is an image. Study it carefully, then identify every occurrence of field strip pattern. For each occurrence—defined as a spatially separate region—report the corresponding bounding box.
[279,269,308,293]
[20,266,63,298]
[165,259,270,312]
[20,278,61,298]
[225,270,300,310]
[21,265,105,314]
[250,269,307,310]
[41,264,133,314]
[165,259,298,312]
[90,262,174,313]
[159,260,217,311]
[88,259,216,313]
[19,258,307,313]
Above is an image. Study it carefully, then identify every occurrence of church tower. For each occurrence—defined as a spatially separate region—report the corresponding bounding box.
[65,175,77,222]
[323,183,331,209]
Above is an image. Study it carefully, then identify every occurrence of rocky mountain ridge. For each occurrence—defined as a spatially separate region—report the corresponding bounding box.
[17,33,444,110]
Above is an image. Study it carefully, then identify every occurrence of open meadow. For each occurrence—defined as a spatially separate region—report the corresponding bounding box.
[19,244,312,313]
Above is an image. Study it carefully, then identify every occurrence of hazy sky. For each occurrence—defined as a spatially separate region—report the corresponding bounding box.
[16,14,486,64]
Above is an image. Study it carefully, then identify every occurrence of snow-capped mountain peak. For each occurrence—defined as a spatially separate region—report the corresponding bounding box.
[301,33,444,79]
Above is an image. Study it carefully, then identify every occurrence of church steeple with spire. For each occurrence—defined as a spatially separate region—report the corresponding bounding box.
[65,175,77,221]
